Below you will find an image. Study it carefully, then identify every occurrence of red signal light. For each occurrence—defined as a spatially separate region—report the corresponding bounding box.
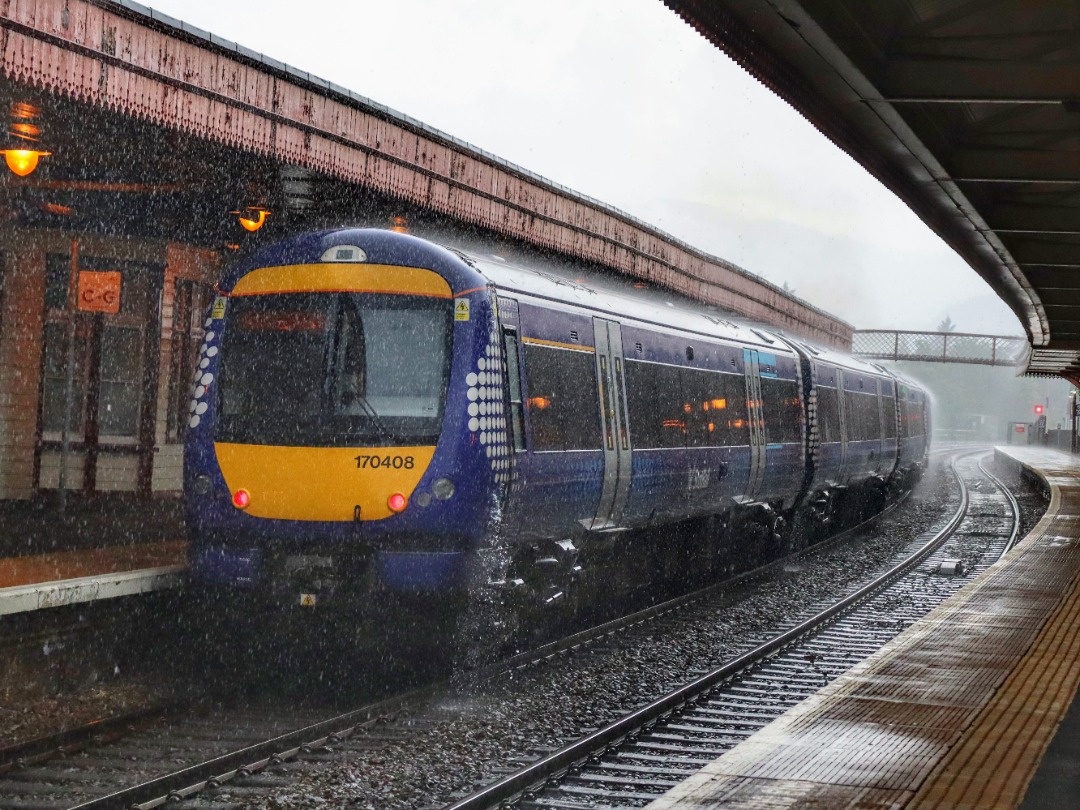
[387,492,407,513]
[232,489,251,509]
[1034,404,1045,416]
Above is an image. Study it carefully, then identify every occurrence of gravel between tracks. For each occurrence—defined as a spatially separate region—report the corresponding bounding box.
[227,455,1016,810]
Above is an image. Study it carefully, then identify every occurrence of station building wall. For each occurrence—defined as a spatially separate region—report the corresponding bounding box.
[0,227,219,500]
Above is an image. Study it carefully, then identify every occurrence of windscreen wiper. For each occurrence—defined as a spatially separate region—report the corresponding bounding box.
[353,395,395,445]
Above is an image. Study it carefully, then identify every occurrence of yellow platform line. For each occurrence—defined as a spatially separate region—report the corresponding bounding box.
[911,550,1080,809]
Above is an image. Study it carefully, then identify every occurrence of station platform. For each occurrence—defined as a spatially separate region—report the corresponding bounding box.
[0,540,186,616]
[0,496,187,616]
[648,445,1080,810]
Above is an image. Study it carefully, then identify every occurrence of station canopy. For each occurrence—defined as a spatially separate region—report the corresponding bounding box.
[664,0,1080,382]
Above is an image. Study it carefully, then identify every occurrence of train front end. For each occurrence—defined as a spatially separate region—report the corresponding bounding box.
[183,229,502,613]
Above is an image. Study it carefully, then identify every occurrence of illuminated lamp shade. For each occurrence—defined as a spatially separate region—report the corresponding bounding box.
[232,206,270,232]
[2,148,50,177]
[232,489,251,509]
[387,492,407,513]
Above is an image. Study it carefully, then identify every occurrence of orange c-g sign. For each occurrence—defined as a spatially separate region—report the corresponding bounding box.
[77,271,122,314]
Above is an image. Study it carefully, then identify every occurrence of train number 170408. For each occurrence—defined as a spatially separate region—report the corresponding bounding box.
[355,454,415,470]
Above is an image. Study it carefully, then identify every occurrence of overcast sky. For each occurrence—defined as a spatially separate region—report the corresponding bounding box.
[141,0,1022,334]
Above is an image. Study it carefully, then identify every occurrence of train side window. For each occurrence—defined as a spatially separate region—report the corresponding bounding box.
[816,386,841,443]
[843,390,880,441]
[881,394,897,438]
[503,331,525,451]
[682,368,750,447]
[865,390,882,439]
[624,360,686,449]
[720,373,750,446]
[522,343,601,451]
[760,377,801,444]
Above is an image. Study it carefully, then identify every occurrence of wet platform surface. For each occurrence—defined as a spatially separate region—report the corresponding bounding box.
[0,540,186,615]
[0,493,187,615]
[648,446,1080,810]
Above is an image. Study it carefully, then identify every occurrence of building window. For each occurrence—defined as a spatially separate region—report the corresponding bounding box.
[40,255,156,443]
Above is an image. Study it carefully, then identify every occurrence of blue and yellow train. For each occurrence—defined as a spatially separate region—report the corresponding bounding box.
[184,228,929,620]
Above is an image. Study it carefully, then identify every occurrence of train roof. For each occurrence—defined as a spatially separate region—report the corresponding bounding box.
[458,248,790,354]
[780,337,900,379]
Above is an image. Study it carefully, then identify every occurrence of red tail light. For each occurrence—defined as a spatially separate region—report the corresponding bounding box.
[387,492,407,513]
[232,489,251,509]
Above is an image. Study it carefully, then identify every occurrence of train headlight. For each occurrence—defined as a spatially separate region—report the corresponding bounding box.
[387,492,407,513]
[192,475,213,495]
[432,477,455,501]
[232,489,251,509]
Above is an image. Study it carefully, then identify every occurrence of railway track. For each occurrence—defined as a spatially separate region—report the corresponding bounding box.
[446,450,1020,809]
[0,450,1019,810]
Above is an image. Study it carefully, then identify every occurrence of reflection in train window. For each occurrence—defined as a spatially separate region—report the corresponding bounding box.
[817,385,841,443]
[760,376,802,444]
[624,361,750,449]
[682,368,750,447]
[881,394,897,438]
[844,389,881,441]
[522,343,601,451]
[624,361,685,448]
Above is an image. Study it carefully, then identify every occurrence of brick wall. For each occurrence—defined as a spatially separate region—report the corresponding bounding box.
[0,244,46,499]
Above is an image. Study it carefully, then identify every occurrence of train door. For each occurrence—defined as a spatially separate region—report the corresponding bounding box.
[880,376,900,478]
[592,318,632,529]
[743,349,766,497]
[836,368,849,482]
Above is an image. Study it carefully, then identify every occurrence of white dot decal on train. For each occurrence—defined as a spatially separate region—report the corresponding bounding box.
[187,321,220,431]
[465,327,512,485]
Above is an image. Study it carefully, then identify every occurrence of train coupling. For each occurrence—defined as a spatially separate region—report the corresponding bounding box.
[283,554,339,608]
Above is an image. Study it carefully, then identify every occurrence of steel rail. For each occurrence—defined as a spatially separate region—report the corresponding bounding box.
[443,449,981,810]
[16,476,917,808]
[0,703,178,775]
[66,684,434,810]
[977,453,1023,556]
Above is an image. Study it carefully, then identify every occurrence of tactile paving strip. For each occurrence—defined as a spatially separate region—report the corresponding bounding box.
[648,447,1080,810]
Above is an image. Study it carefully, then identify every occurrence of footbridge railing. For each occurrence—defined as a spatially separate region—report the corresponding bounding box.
[852,331,1029,367]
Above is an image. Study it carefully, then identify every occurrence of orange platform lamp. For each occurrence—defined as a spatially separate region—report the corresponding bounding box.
[232,205,271,232]
[1,101,50,177]
[2,147,51,177]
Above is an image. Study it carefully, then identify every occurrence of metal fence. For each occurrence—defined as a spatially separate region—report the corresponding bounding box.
[851,330,1029,366]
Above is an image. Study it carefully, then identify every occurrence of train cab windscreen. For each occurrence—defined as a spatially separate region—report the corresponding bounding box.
[215,292,452,445]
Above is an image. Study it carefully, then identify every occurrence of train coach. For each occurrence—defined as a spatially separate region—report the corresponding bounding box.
[183,228,929,625]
